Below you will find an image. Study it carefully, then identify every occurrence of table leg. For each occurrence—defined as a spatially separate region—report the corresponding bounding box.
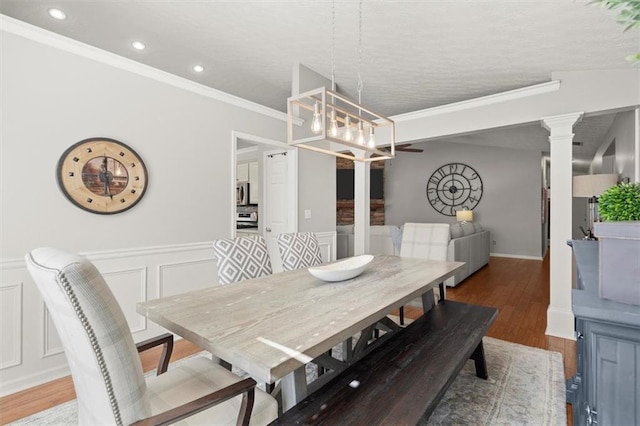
[281,366,308,411]
[421,288,435,312]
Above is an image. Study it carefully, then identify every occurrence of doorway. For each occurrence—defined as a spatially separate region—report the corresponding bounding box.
[231,131,298,268]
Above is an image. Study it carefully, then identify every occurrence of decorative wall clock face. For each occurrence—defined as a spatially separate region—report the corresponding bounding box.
[57,138,148,214]
[426,163,483,216]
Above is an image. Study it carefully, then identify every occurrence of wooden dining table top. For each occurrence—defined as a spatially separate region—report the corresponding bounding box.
[136,255,465,384]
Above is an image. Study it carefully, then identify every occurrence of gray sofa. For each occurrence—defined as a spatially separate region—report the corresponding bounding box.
[336,222,490,287]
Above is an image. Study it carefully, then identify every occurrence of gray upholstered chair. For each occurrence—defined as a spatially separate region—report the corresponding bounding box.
[25,247,278,426]
[398,223,451,324]
[276,232,323,271]
[213,236,273,284]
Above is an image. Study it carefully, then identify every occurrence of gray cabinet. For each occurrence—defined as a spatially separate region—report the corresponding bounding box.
[569,240,640,425]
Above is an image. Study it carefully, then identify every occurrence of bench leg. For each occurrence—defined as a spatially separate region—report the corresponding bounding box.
[470,340,488,379]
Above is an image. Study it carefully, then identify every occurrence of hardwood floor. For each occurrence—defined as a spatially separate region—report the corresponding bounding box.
[0,253,574,425]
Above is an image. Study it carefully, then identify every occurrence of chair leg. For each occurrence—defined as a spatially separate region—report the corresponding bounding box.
[399,306,405,325]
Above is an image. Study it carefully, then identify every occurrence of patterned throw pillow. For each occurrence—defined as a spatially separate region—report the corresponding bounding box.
[277,233,323,272]
[212,236,272,284]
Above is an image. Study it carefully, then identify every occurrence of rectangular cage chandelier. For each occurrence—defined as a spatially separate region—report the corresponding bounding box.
[287,86,396,162]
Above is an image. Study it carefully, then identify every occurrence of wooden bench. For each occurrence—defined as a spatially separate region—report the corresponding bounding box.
[273,300,498,425]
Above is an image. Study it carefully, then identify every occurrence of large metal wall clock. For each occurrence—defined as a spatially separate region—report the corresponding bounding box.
[57,138,148,214]
[426,162,483,216]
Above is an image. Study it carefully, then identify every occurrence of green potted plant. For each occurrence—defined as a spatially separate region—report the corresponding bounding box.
[593,182,640,305]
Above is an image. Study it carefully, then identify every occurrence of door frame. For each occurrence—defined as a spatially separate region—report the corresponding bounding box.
[230,131,298,237]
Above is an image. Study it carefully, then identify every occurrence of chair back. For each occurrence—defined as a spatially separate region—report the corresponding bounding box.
[25,247,150,425]
[213,235,272,284]
[400,223,451,260]
[277,232,323,271]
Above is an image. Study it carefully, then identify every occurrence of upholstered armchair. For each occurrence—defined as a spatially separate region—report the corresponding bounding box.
[25,247,278,426]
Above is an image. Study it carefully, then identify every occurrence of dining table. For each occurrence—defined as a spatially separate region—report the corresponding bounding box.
[136,254,465,411]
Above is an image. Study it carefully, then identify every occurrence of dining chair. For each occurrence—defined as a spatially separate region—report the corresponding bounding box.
[213,235,273,284]
[398,223,451,324]
[276,232,323,271]
[25,247,278,426]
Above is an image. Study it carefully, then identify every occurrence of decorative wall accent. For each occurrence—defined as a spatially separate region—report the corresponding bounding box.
[57,138,148,214]
[426,163,483,216]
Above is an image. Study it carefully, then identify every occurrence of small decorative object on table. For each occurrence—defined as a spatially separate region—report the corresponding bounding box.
[594,182,640,305]
[308,254,374,282]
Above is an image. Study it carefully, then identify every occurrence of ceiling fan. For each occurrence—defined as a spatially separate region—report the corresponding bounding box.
[382,143,424,153]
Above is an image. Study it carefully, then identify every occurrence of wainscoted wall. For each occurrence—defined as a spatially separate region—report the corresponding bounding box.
[0,233,336,396]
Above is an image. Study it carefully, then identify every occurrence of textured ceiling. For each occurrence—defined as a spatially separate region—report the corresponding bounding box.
[1,0,637,170]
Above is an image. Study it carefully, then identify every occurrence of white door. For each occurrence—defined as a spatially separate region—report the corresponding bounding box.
[263,150,292,272]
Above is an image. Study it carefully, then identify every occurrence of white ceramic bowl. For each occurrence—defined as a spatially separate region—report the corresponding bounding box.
[308,254,374,282]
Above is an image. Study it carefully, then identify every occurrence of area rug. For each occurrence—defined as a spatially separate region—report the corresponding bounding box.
[9,337,565,425]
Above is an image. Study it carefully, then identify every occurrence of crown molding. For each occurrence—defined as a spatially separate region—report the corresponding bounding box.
[392,80,561,122]
[0,14,288,123]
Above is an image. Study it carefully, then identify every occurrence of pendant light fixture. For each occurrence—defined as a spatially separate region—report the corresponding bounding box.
[287,0,395,162]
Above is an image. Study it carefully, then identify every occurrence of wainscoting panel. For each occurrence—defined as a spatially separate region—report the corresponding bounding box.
[0,242,217,396]
[316,231,337,263]
[102,267,148,333]
[43,307,63,358]
[158,258,218,298]
[0,281,23,370]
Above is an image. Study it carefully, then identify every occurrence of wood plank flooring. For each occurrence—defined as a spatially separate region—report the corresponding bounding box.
[0,253,575,425]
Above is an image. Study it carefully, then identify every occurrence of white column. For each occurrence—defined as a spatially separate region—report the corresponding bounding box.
[541,112,583,340]
[353,151,370,255]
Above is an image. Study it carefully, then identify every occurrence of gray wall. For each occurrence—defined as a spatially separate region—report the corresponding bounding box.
[385,140,543,258]
[1,31,286,258]
[591,110,637,182]
[292,63,336,233]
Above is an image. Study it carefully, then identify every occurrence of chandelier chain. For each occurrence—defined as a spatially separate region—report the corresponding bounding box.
[331,0,336,90]
[357,0,364,104]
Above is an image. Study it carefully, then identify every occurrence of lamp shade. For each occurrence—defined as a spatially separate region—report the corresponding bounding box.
[573,174,618,197]
[456,209,473,222]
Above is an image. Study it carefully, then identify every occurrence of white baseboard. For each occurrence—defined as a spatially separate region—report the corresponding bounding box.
[490,253,543,261]
[546,306,576,340]
[0,363,71,397]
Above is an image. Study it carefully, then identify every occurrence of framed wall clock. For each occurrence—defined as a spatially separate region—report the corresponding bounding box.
[426,162,483,216]
[57,137,148,214]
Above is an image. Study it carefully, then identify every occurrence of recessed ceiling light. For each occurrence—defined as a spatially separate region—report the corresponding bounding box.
[131,41,146,51]
[48,8,67,20]
[192,65,205,73]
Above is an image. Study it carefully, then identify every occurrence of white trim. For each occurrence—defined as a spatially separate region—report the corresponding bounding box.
[546,307,576,340]
[392,80,561,122]
[237,146,259,155]
[314,231,337,262]
[1,242,214,267]
[42,304,64,359]
[0,364,71,397]
[0,14,287,122]
[0,282,23,370]
[231,131,298,238]
[490,253,544,261]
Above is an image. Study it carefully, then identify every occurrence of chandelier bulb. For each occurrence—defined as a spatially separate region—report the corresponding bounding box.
[368,127,376,148]
[311,102,323,134]
[357,122,366,145]
[343,116,354,142]
[329,109,340,137]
